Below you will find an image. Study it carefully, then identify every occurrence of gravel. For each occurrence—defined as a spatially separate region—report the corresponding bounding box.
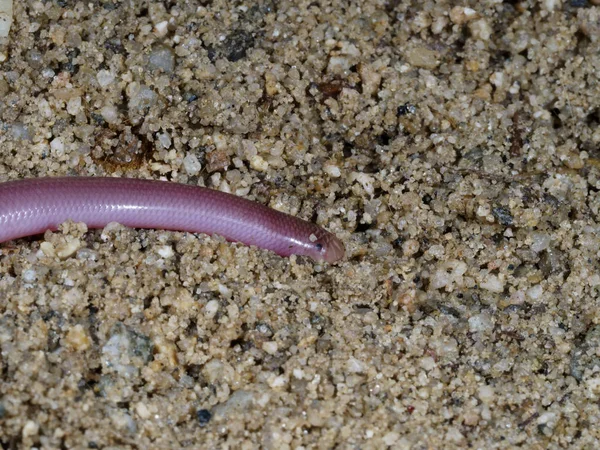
[1,0,600,448]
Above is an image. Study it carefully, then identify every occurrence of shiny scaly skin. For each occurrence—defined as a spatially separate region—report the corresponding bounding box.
[0,177,345,263]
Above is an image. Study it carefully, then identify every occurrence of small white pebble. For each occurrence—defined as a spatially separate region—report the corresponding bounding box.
[40,242,56,258]
[469,313,493,333]
[22,420,39,438]
[509,82,520,95]
[204,299,220,318]
[537,411,558,429]
[402,239,420,257]
[217,283,231,299]
[478,385,495,404]
[527,284,544,300]
[268,375,287,388]
[477,205,490,218]
[449,6,477,25]
[445,427,465,443]
[352,172,375,196]
[541,0,560,12]
[383,432,400,445]
[50,138,65,156]
[67,96,82,115]
[183,153,202,175]
[157,245,174,259]
[262,341,278,355]
[324,164,341,177]
[327,55,353,73]
[96,69,115,87]
[430,270,451,289]
[56,238,81,260]
[480,274,504,293]
[435,337,459,357]
[158,132,172,149]
[250,154,269,172]
[135,402,151,419]
[420,356,436,371]
[531,233,551,253]
[346,357,365,373]
[469,19,491,41]
[22,269,37,283]
[154,20,169,37]
[42,68,55,78]
[0,0,11,39]
[100,105,119,124]
[490,71,504,88]
[427,244,445,259]
[431,17,448,34]
[101,222,123,241]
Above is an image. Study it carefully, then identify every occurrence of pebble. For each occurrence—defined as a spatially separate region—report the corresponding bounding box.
[100,105,119,124]
[183,153,202,175]
[127,83,157,110]
[204,300,220,318]
[250,154,269,172]
[148,45,175,73]
[102,324,153,377]
[480,274,504,293]
[0,0,13,38]
[468,313,494,333]
[196,409,212,426]
[22,420,38,438]
[10,123,31,141]
[526,284,544,300]
[262,341,278,355]
[402,239,420,257]
[50,138,65,156]
[22,269,37,283]
[135,402,151,420]
[477,385,495,404]
[67,96,82,115]
[65,324,91,351]
[212,391,254,418]
[404,47,439,69]
[56,237,81,260]
[96,70,115,88]
[449,6,478,24]
[531,233,551,253]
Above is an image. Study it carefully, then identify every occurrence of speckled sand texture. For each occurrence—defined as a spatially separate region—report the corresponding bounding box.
[1,0,600,448]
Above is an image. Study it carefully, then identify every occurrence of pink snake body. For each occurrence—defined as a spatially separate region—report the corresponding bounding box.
[0,177,344,263]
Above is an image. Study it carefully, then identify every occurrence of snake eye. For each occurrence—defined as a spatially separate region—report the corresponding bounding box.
[315,243,324,252]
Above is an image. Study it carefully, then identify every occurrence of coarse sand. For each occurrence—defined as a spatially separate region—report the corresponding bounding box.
[1,0,600,448]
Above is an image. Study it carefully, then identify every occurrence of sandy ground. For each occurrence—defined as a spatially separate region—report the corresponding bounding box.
[1,0,600,448]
